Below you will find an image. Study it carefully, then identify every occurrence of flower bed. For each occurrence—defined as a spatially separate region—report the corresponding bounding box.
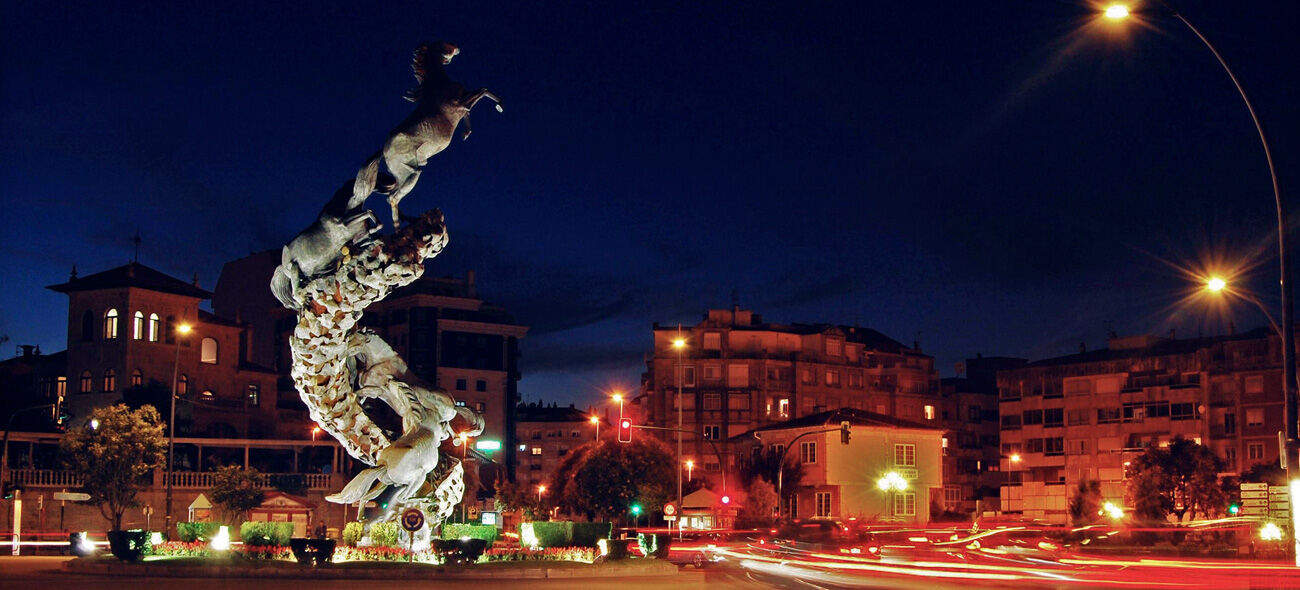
[151,541,291,560]
[482,546,597,563]
[334,545,437,563]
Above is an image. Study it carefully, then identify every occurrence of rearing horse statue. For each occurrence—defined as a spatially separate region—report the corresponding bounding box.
[353,41,503,228]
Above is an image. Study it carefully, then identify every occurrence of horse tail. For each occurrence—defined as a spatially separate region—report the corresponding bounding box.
[270,248,298,310]
[350,151,383,209]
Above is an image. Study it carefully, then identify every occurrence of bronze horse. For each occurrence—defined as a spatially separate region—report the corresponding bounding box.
[353,42,503,228]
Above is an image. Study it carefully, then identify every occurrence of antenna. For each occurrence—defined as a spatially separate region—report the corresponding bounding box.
[131,230,142,263]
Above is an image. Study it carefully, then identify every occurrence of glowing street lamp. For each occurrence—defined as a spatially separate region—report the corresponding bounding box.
[589,415,600,440]
[876,471,909,492]
[1103,4,1129,20]
[311,425,322,441]
[166,321,192,536]
[671,334,687,514]
[1100,501,1125,520]
[1206,276,1227,293]
[685,459,694,482]
[537,484,546,504]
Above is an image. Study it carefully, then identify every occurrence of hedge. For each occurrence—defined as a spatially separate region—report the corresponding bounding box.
[441,523,498,544]
[176,522,220,542]
[521,522,571,548]
[369,521,402,547]
[570,522,612,547]
[342,522,364,546]
[239,521,293,546]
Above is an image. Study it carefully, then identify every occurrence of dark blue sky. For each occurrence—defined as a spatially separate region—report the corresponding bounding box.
[3,1,1297,407]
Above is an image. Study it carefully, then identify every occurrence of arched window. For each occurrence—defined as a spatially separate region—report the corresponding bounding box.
[246,384,260,407]
[132,311,145,340]
[81,310,94,342]
[201,389,214,399]
[79,371,92,393]
[104,309,119,339]
[165,316,176,344]
[103,368,117,392]
[148,313,161,342]
[200,337,218,364]
[130,369,143,388]
[177,374,189,395]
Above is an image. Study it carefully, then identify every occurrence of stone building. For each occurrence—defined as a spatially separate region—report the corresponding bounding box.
[214,255,527,478]
[636,308,941,485]
[45,263,292,438]
[996,328,1281,523]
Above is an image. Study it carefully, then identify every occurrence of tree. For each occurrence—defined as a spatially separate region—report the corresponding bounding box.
[494,479,544,520]
[737,478,778,528]
[559,437,675,521]
[1126,436,1225,522]
[1241,462,1286,486]
[209,465,265,523]
[1068,479,1103,526]
[740,445,803,511]
[59,404,166,530]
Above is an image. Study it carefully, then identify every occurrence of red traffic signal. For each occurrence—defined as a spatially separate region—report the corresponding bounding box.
[720,495,730,505]
[618,418,633,443]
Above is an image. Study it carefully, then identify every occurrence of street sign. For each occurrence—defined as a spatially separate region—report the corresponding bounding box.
[1242,491,1268,499]
[1241,483,1268,491]
[1242,499,1269,507]
[663,503,677,517]
[400,508,425,532]
[52,492,90,502]
[664,516,677,521]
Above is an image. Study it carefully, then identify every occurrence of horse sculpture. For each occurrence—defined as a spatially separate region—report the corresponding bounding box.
[271,180,379,310]
[353,41,503,228]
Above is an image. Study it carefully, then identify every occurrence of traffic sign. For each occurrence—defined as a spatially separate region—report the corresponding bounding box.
[1241,483,1268,491]
[663,503,677,517]
[400,507,425,532]
[1242,491,1267,499]
[1242,498,1268,507]
[52,492,90,502]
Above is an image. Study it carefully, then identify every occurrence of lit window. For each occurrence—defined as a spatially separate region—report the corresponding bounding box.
[247,384,260,407]
[56,377,66,397]
[130,369,143,388]
[133,311,145,340]
[778,398,789,418]
[148,313,160,342]
[201,389,214,398]
[1246,408,1264,427]
[1245,376,1264,394]
[200,337,218,364]
[104,309,119,339]
[924,405,935,420]
[894,492,916,516]
[79,371,92,393]
[531,447,542,456]
[177,374,189,395]
[102,369,116,392]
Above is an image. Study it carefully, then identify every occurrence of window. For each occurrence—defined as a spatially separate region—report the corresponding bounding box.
[1067,439,1088,455]
[79,371,92,393]
[247,384,260,407]
[104,309,119,339]
[1246,408,1264,427]
[1022,409,1043,425]
[1067,409,1090,426]
[894,443,916,466]
[130,369,143,388]
[778,398,789,418]
[201,389,214,399]
[1248,442,1265,461]
[825,370,841,387]
[476,402,486,413]
[825,338,842,357]
[1245,376,1264,394]
[787,495,799,519]
[1097,408,1121,424]
[1224,413,1236,434]
[703,425,720,439]
[132,311,145,340]
[148,313,160,342]
[1044,437,1064,456]
[102,369,116,392]
[56,377,66,397]
[894,492,916,516]
[531,447,542,456]
[1043,408,1063,427]
[703,393,721,410]
[815,492,832,517]
[849,372,863,388]
[727,364,749,387]
[674,365,694,387]
[924,405,935,420]
[177,374,189,395]
[455,378,467,391]
[703,365,721,381]
[200,337,218,364]
[944,485,962,506]
[475,380,487,392]
[1065,380,1091,395]
[800,441,816,464]
[1224,446,1237,470]
[703,332,721,350]
[1025,438,1044,453]
[1170,402,1197,421]
[801,368,815,385]
[81,310,94,342]
[1000,415,1021,429]
[968,406,981,423]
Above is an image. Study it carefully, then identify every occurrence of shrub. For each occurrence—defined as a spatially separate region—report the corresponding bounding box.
[481,546,597,563]
[570,522,612,547]
[521,521,572,548]
[441,523,498,544]
[239,521,293,546]
[369,522,402,547]
[176,522,220,542]
[342,522,364,546]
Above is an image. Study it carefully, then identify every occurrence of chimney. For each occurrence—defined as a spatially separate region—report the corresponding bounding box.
[192,273,200,287]
[20,344,37,357]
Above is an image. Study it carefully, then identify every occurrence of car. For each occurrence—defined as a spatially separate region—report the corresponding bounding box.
[664,530,767,568]
[768,520,882,560]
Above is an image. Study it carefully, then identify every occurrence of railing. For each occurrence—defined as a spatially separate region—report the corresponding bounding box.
[8,469,334,490]
[9,469,83,487]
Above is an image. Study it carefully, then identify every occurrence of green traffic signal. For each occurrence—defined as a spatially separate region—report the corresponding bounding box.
[630,504,642,515]
[1229,503,1240,515]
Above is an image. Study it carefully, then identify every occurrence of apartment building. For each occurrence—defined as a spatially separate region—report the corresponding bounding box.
[939,355,1025,514]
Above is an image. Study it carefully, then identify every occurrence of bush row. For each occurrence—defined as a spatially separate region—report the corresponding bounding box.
[239,521,294,546]
[520,521,612,548]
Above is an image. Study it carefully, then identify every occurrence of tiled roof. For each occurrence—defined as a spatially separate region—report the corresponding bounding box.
[47,263,210,299]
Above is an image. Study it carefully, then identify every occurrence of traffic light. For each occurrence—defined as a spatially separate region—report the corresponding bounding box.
[840,421,851,445]
[630,504,642,515]
[721,495,731,505]
[618,418,633,443]
[1229,502,1240,516]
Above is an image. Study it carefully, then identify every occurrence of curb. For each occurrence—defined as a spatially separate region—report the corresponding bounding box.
[63,558,679,580]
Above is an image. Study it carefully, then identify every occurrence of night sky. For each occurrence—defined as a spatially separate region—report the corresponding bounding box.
[3,1,1298,407]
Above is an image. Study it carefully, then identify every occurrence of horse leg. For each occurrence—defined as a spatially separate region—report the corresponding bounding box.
[386,168,423,229]
[461,114,472,140]
[464,88,504,112]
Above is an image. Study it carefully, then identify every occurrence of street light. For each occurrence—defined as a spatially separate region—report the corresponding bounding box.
[589,415,600,440]
[537,484,546,504]
[612,392,625,421]
[1103,4,1129,20]
[671,334,687,514]
[311,426,321,441]
[685,459,694,482]
[166,321,192,538]
[1206,276,1227,293]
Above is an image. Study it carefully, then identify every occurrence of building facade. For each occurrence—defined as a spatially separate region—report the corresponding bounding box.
[637,308,941,484]
[513,403,598,489]
[939,356,1025,515]
[997,329,1281,523]
[214,256,527,478]
[733,408,944,523]
[45,263,293,438]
